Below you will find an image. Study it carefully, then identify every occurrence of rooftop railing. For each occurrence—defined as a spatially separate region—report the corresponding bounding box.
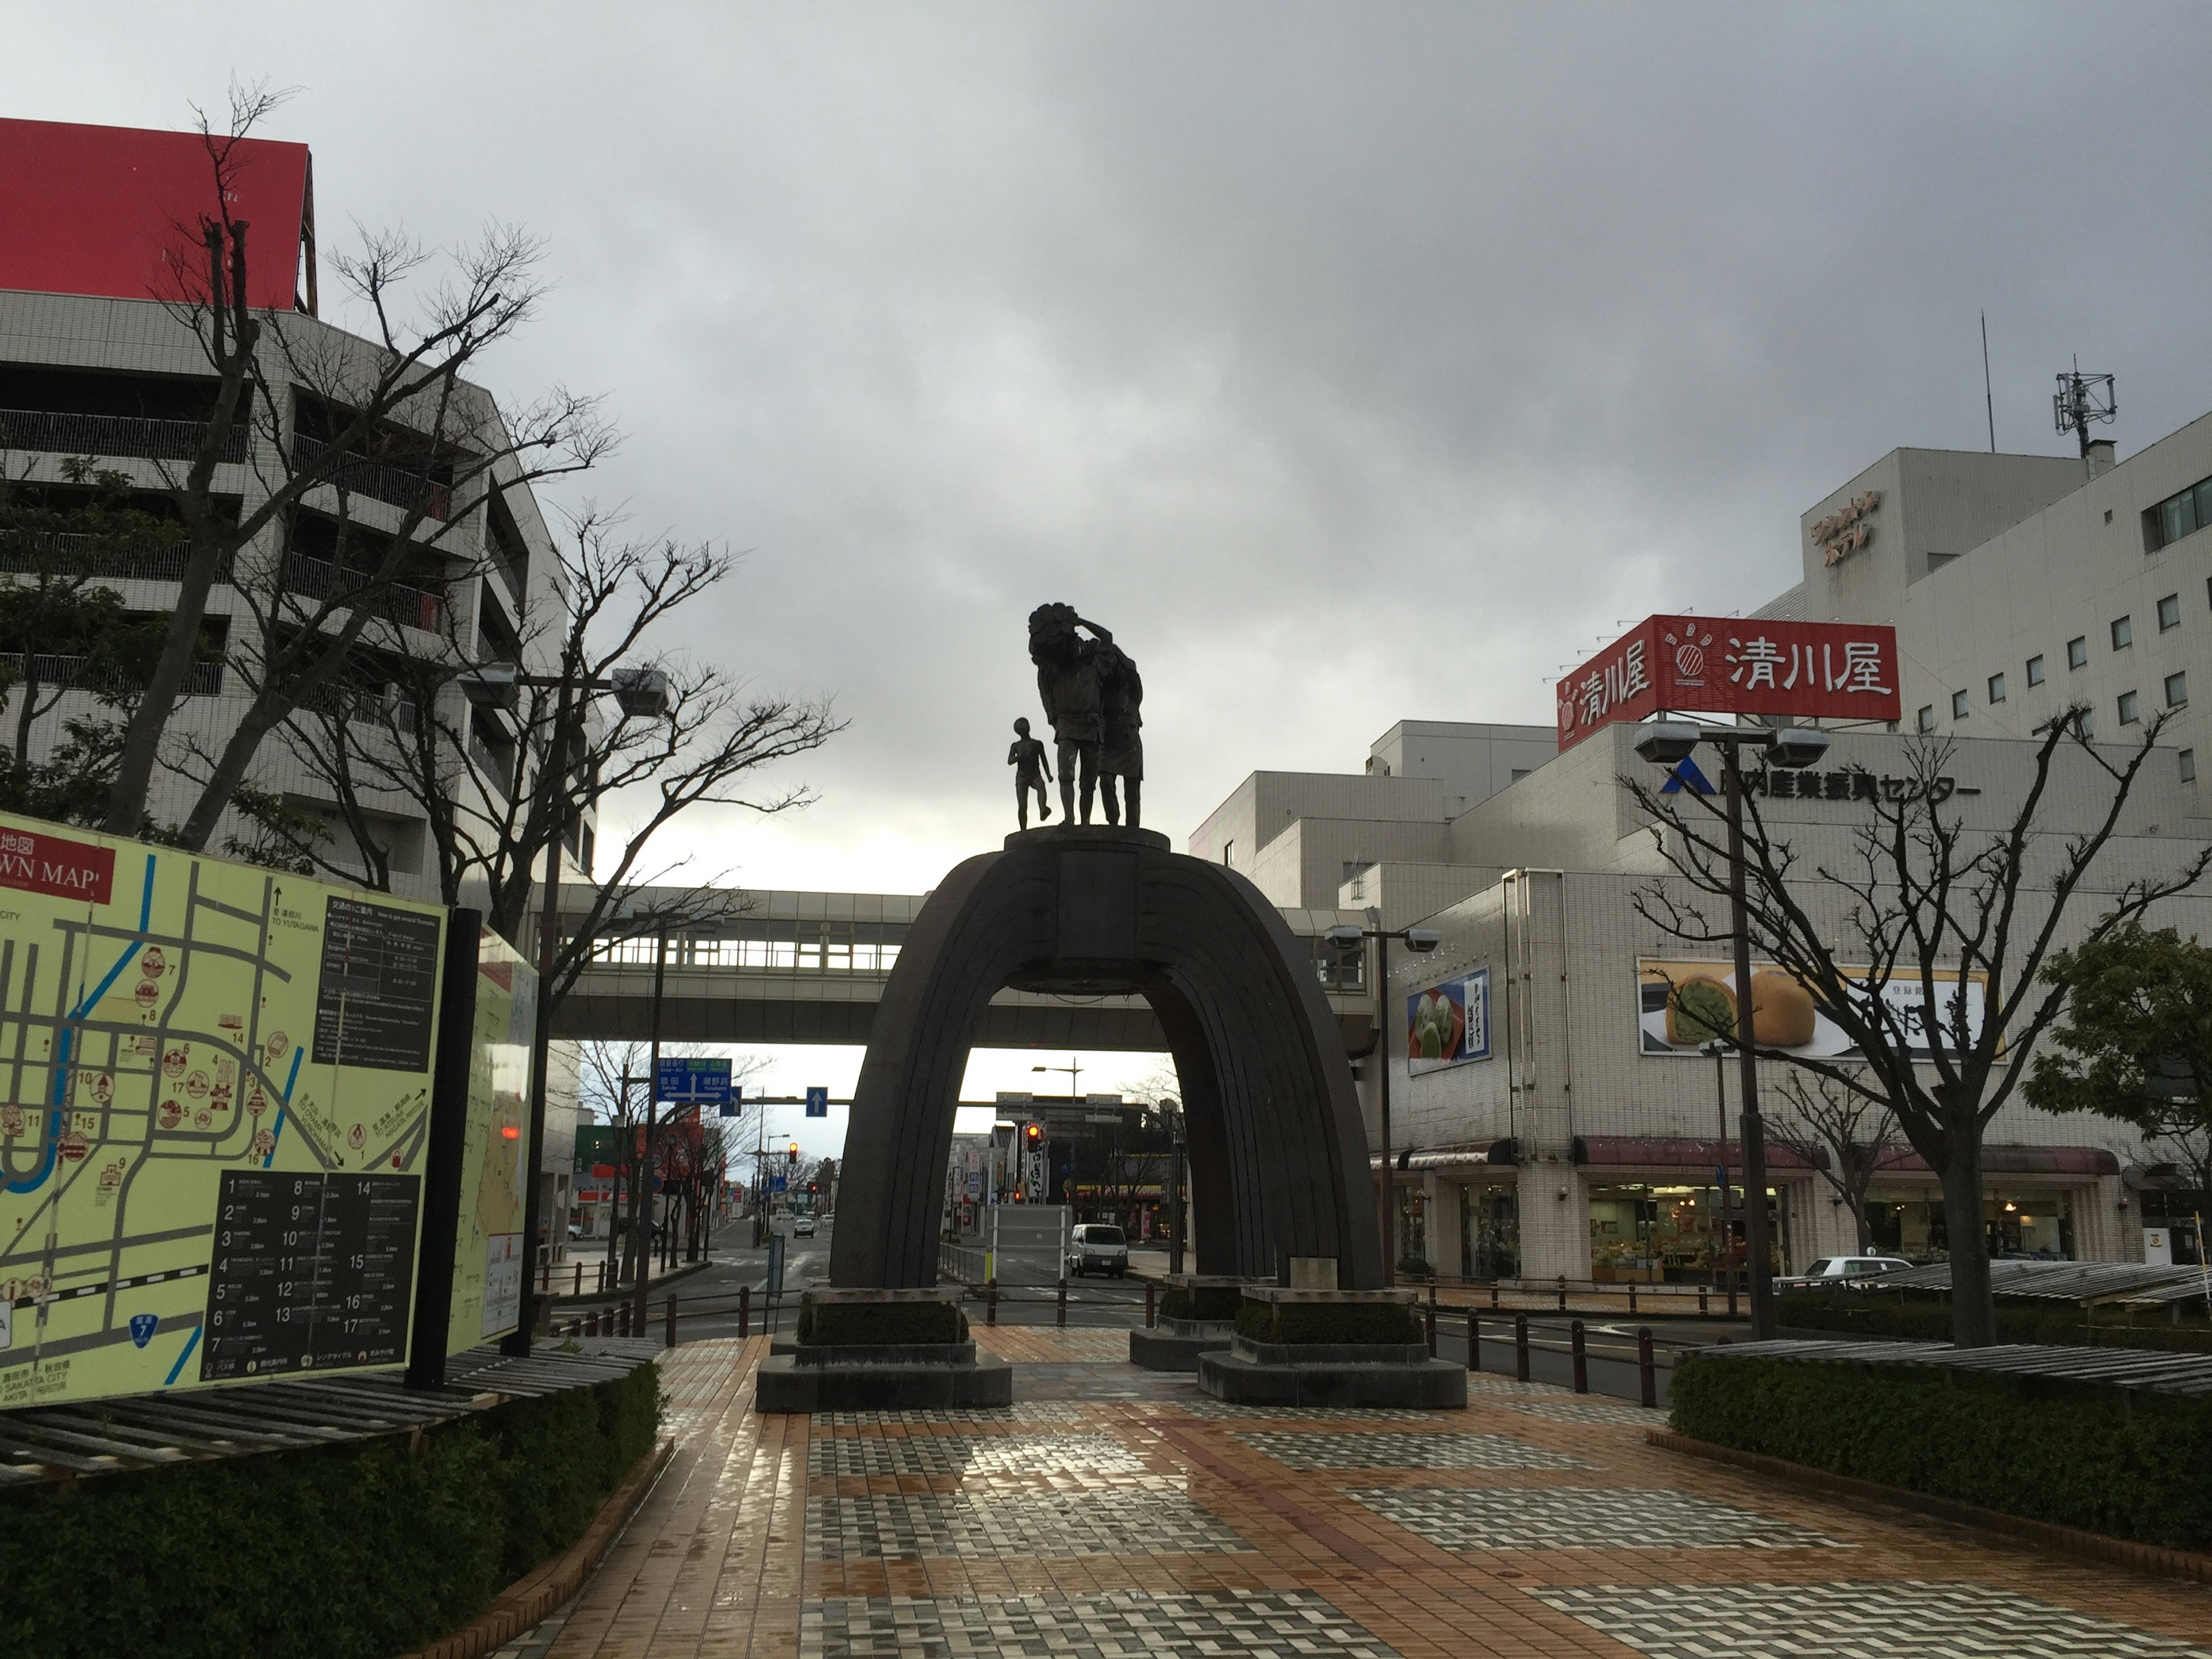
[0,408,249,465]
[281,553,446,634]
[289,434,452,521]
[0,652,224,697]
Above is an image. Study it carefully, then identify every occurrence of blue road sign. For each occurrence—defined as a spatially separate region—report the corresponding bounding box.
[771,1173,787,1192]
[658,1056,733,1104]
[805,1086,829,1118]
[718,1102,738,1118]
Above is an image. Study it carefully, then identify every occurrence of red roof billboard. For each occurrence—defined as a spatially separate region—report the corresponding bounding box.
[1555,615,1902,751]
[0,118,312,311]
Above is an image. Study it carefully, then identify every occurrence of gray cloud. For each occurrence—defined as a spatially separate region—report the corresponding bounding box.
[10,2,2212,891]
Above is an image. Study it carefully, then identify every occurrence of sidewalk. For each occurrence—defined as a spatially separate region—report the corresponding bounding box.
[518,1328,2212,1658]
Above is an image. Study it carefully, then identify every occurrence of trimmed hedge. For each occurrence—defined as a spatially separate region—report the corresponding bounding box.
[1234,1297,1423,1346]
[1671,1349,2212,1548]
[1161,1283,1243,1323]
[797,1296,968,1346]
[1778,1289,2212,1354]
[0,1358,660,1659]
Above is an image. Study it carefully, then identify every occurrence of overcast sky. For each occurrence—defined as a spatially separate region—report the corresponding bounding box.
[11,4,2212,1144]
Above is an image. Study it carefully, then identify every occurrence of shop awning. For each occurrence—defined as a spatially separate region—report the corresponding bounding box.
[1371,1138,1517,1173]
[1871,1145,2120,1177]
[1575,1136,1825,1172]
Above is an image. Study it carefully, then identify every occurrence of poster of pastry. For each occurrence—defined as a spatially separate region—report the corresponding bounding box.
[1637,958,1987,1059]
[1406,968,1491,1075]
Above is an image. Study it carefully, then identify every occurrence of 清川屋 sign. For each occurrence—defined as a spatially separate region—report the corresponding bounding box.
[1555,615,1902,751]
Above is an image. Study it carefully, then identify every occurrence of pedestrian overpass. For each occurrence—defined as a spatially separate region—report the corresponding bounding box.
[550,885,1378,1054]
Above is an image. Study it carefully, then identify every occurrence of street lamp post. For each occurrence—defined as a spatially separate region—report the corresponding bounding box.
[463,661,671,1359]
[1634,719,1830,1342]
[1326,916,1442,1286]
[626,908,722,1333]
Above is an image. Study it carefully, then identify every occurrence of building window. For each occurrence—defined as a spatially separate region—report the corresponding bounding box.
[2025,654,2046,687]
[2067,635,2089,670]
[1916,704,1936,734]
[1987,672,2006,704]
[2161,594,2183,631]
[1222,840,1233,866]
[2112,615,2134,650]
[2184,749,2198,783]
[1510,768,1531,783]
[2148,474,2212,550]
[2167,671,2189,708]
[2078,709,2093,739]
[2119,690,2141,725]
[1951,690,1970,720]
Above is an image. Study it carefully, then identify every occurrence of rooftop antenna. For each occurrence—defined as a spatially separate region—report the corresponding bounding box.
[2053,356,2116,459]
[1980,312,1995,452]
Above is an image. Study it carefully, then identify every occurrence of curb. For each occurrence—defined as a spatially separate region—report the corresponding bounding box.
[398,1434,677,1659]
[1646,1429,2212,1586]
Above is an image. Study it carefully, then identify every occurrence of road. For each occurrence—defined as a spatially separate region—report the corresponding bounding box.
[577,1221,1735,1405]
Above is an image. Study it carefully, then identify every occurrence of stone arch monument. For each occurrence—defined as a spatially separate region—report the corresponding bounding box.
[829,824,1383,1291]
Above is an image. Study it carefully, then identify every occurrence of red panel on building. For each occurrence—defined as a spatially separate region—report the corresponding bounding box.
[1555,615,1902,751]
[0,118,311,310]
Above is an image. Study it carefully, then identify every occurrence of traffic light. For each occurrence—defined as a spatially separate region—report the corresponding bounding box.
[787,1141,800,1165]
[1024,1122,1041,1145]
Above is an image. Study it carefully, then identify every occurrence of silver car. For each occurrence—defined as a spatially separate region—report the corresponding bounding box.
[1774,1254,1912,1291]
[1066,1224,1129,1278]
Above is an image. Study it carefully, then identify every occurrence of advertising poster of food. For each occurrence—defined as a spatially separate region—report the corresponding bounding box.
[1406,968,1491,1074]
[0,810,446,1408]
[1638,958,1987,1059]
[445,925,537,1351]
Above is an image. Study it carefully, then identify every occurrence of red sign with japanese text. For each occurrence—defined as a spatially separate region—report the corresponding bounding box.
[0,824,116,904]
[1555,615,1901,751]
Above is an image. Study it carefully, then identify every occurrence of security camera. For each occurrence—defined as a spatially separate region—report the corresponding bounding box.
[1403,927,1441,953]
[1633,722,1702,766]
[1768,727,1831,771]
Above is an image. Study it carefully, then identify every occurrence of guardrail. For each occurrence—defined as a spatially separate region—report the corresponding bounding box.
[282,552,446,633]
[290,434,453,521]
[0,532,231,586]
[0,652,224,696]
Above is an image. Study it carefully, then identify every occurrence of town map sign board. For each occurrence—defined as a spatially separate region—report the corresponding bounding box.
[1555,615,1902,751]
[0,813,449,1407]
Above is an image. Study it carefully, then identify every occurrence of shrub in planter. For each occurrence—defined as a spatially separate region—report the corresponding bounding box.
[796,1295,968,1346]
[1160,1283,1244,1323]
[1777,1289,2212,1354]
[0,1359,660,1659]
[1234,1297,1423,1346]
[1396,1253,1434,1280]
[1670,1349,2212,1548]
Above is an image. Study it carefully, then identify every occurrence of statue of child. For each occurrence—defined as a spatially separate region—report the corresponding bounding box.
[1009,716,1054,830]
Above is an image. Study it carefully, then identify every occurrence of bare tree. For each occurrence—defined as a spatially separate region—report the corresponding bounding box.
[579,1040,764,1285]
[1627,713,2210,1346]
[1766,1071,1897,1255]
[240,513,843,1010]
[100,83,611,842]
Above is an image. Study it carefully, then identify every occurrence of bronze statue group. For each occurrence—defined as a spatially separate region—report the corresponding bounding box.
[1013,602,1143,830]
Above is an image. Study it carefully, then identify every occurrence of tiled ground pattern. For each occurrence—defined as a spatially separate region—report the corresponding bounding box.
[809,1432,1145,1478]
[801,1589,1399,1658]
[1166,1400,1444,1421]
[812,1402,1083,1426]
[529,1328,2212,1659]
[1349,1485,1846,1551]
[1533,1581,2212,1657]
[1234,1429,1590,1471]
[1506,1397,1669,1426]
[805,1490,1253,1562]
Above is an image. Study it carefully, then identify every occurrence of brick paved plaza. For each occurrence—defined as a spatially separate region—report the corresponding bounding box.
[505,1328,2212,1658]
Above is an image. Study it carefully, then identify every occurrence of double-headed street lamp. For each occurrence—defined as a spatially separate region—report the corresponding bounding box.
[1632,719,1830,1341]
[460,660,671,1358]
[1325,915,1441,1286]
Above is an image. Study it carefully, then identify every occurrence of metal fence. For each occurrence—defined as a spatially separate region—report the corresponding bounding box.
[0,407,249,465]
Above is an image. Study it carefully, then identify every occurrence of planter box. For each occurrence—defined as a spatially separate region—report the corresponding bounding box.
[757,1289,1010,1412]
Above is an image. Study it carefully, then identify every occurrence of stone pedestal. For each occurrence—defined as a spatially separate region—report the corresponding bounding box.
[754,1287,1013,1413]
[1130,1274,1244,1370]
[1196,1286,1466,1409]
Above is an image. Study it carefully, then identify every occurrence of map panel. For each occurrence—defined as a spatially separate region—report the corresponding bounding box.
[446,926,536,1351]
[0,812,446,1407]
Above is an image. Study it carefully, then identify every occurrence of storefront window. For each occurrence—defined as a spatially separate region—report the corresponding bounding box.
[1988,1191,2072,1260]
[1460,1184,1518,1279]
[1589,1183,1785,1282]
[1863,1188,2078,1262]
[1395,1187,1430,1275]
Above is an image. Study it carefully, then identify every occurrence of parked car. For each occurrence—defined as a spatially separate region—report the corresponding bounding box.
[1774,1255,1912,1291]
[1066,1223,1129,1278]
[792,1215,817,1237]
